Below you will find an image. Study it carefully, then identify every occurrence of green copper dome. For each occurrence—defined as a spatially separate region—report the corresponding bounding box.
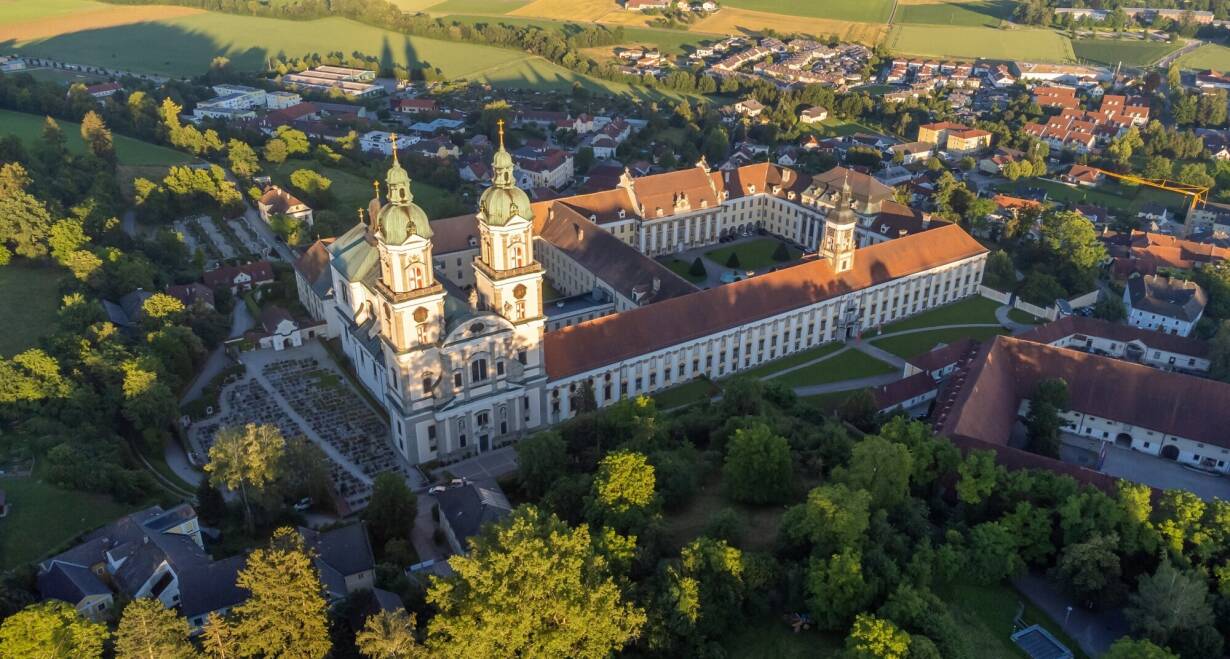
[479,121,531,227]
[378,148,432,245]
[379,202,431,245]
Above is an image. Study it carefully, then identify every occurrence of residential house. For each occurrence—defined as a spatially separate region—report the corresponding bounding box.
[257,185,314,226]
[203,261,274,294]
[890,141,934,165]
[1062,164,1104,187]
[392,98,438,114]
[733,99,765,118]
[252,306,325,351]
[102,289,154,332]
[514,147,574,190]
[1018,315,1211,373]
[799,106,829,124]
[1124,274,1207,337]
[82,82,122,100]
[944,128,992,155]
[435,482,513,555]
[359,131,418,156]
[164,283,215,310]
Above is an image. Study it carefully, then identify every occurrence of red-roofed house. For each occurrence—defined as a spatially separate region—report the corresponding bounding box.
[393,98,437,114]
[203,261,274,294]
[257,186,314,225]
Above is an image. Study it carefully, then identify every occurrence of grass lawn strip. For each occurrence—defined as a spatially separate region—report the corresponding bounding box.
[739,341,846,380]
[870,326,1006,359]
[942,582,1090,659]
[663,257,707,284]
[652,377,719,410]
[0,262,63,357]
[769,349,896,388]
[0,475,140,570]
[877,295,1003,334]
[1008,308,1045,324]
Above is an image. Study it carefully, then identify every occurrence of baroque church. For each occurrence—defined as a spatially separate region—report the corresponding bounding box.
[303,127,989,465]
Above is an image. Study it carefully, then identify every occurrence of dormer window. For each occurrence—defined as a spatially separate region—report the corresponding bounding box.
[618,209,626,219]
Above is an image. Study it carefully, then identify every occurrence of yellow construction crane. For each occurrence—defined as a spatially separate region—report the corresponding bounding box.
[1091,167,1209,236]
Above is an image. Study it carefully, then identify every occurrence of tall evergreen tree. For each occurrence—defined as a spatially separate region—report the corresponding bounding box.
[114,598,195,659]
[232,527,332,658]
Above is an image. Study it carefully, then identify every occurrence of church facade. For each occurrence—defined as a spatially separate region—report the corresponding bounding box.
[316,133,989,465]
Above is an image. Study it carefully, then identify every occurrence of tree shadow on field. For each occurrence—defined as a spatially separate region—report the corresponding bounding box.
[4,22,268,79]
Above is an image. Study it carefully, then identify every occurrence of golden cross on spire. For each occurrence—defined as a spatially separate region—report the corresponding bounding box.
[358,207,366,224]
[496,118,505,150]
[373,179,380,197]
[389,132,400,164]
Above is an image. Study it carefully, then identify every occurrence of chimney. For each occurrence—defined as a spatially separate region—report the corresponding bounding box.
[574,222,584,241]
[898,229,908,238]
[652,277,661,293]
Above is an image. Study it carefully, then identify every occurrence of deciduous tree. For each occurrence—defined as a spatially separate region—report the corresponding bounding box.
[205,423,286,533]
[835,436,912,509]
[846,613,911,659]
[425,506,645,658]
[0,600,108,659]
[356,610,423,659]
[362,472,417,556]
[722,423,794,504]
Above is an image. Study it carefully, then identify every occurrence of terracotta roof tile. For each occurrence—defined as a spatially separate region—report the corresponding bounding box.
[543,224,986,379]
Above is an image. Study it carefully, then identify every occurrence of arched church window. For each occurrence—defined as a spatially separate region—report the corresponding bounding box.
[510,243,524,268]
[471,358,489,383]
[406,261,427,290]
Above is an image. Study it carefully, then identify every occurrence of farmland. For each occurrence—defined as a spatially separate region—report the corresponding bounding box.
[0,109,191,167]
[894,0,1016,27]
[1072,37,1180,67]
[1177,43,1230,71]
[886,24,1076,61]
[423,0,531,15]
[691,9,889,45]
[720,0,894,23]
[0,0,201,43]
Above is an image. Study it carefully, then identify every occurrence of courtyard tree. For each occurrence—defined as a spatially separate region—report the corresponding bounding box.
[0,601,108,659]
[1025,378,1068,458]
[114,598,195,659]
[356,611,423,659]
[226,139,261,179]
[955,449,999,505]
[688,257,706,278]
[722,423,794,504]
[205,423,286,533]
[725,251,741,269]
[425,506,645,658]
[1127,561,1219,656]
[232,527,332,658]
[589,450,657,530]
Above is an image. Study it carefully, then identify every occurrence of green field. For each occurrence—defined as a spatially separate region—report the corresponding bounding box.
[0,476,138,569]
[0,263,64,357]
[652,377,719,409]
[0,109,191,167]
[721,0,894,22]
[8,11,642,95]
[740,341,845,380]
[886,25,1075,62]
[1177,42,1230,71]
[265,159,460,221]
[894,0,1016,27]
[0,0,96,22]
[996,178,1188,214]
[443,15,710,55]
[17,67,105,86]
[1072,38,1179,67]
[705,237,800,271]
[871,326,1006,358]
[426,0,531,14]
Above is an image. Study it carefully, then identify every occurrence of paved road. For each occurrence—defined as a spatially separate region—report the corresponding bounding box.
[792,372,900,398]
[995,305,1036,333]
[1014,572,1128,657]
[1156,37,1202,70]
[850,340,907,371]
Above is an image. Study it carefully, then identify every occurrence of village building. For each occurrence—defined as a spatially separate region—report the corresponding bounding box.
[1124,274,1207,337]
[257,185,314,226]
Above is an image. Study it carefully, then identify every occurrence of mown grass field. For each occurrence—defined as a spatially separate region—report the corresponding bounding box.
[871,326,1007,358]
[1072,38,1180,67]
[0,0,201,43]
[769,350,896,389]
[691,8,888,45]
[0,475,138,569]
[886,24,1075,61]
[264,159,459,221]
[1177,42,1230,71]
[0,109,190,167]
[720,0,894,23]
[0,262,62,357]
[877,295,1003,334]
[894,0,1016,26]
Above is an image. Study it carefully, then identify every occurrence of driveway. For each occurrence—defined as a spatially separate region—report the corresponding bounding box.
[431,446,518,484]
[1014,572,1128,658]
[1061,434,1230,501]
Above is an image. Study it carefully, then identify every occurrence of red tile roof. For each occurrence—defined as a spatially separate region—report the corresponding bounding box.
[543,224,987,379]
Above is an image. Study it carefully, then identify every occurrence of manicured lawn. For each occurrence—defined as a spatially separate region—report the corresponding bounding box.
[802,388,864,412]
[265,159,461,222]
[885,25,1075,62]
[19,67,105,86]
[721,0,894,22]
[770,349,896,388]
[877,296,1003,334]
[0,109,190,167]
[663,257,707,284]
[740,341,845,380]
[0,476,139,569]
[894,0,1016,27]
[721,615,843,658]
[705,238,799,272]
[0,262,63,357]
[806,117,891,139]
[1072,38,1180,67]
[1008,308,1045,324]
[941,582,1090,659]
[871,326,1006,358]
[652,377,719,410]
[996,178,1188,214]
